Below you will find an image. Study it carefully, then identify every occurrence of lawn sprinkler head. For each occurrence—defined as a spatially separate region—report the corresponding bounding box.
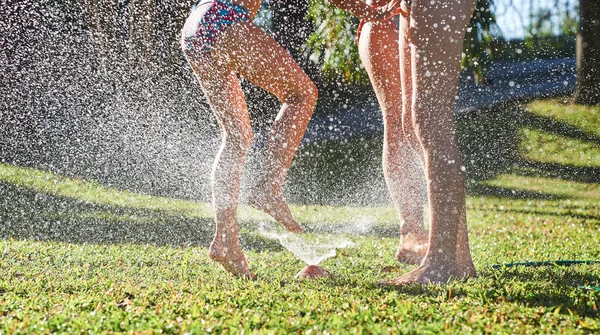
[295,265,329,279]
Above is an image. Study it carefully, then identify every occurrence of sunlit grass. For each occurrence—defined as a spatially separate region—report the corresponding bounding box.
[527,100,600,137]
[520,99,600,167]
[1,99,600,333]
[0,163,398,227]
[484,173,600,200]
[519,128,600,167]
[0,164,213,217]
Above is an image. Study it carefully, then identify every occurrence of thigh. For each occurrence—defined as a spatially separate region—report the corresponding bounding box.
[191,59,252,136]
[408,0,476,131]
[212,21,313,102]
[409,0,475,97]
[358,21,402,123]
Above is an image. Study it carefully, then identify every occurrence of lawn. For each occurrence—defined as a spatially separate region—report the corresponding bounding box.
[1,99,599,334]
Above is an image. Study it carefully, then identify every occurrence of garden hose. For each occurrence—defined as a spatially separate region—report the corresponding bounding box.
[491,260,600,269]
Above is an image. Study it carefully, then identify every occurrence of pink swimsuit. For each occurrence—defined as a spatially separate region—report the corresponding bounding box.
[355,19,396,44]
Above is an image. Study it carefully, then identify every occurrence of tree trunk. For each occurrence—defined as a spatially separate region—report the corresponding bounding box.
[574,0,600,105]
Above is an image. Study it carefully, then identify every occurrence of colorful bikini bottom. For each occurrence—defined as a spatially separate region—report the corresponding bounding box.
[181,0,250,61]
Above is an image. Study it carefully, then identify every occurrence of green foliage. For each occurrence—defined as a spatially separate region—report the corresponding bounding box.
[462,0,501,84]
[305,0,499,86]
[519,11,578,60]
[304,0,370,85]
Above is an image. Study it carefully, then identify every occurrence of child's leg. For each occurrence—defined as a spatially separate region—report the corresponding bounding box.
[214,22,318,233]
[388,0,476,285]
[399,5,423,165]
[189,59,255,279]
[357,22,427,265]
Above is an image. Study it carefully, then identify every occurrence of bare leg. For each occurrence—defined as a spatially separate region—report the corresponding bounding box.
[189,60,255,279]
[215,22,318,233]
[358,21,427,264]
[386,0,476,285]
[395,1,431,265]
[183,17,316,277]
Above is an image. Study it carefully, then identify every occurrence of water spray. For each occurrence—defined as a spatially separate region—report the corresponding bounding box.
[258,224,355,279]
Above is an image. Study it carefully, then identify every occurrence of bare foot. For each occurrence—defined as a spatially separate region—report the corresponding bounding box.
[248,187,302,233]
[381,262,456,286]
[457,261,477,279]
[456,225,477,279]
[208,234,256,280]
[456,249,477,279]
[395,231,428,265]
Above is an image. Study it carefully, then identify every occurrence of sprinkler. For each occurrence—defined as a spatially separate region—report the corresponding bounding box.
[295,264,329,279]
[258,225,355,280]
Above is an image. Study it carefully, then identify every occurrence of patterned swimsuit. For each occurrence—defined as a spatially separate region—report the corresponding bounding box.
[181,0,250,61]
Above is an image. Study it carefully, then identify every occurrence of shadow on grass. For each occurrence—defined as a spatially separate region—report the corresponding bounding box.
[479,266,600,318]
[518,159,600,184]
[291,100,600,203]
[492,205,600,222]
[517,108,600,146]
[456,103,521,182]
[0,181,283,252]
[466,183,567,200]
[3,100,597,205]
[370,266,600,319]
[458,101,600,199]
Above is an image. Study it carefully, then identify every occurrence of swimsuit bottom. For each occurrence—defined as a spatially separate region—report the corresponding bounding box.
[355,0,409,44]
[181,0,250,61]
[355,18,397,44]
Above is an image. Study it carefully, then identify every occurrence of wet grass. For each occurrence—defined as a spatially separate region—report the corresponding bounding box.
[1,99,600,333]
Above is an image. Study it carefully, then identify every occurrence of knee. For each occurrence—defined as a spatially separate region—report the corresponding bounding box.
[400,114,421,150]
[411,118,454,154]
[303,80,319,107]
[223,126,254,152]
[285,77,318,110]
[413,123,463,172]
[383,113,404,142]
[401,116,415,139]
[411,123,442,153]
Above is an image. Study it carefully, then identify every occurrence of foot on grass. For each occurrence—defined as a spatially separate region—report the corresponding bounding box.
[381,262,456,286]
[248,187,302,233]
[456,251,477,279]
[457,261,477,279]
[209,235,256,280]
[395,230,428,265]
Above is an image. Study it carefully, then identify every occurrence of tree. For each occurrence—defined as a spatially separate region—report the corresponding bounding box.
[303,0,371,85]
[574,0,600,105]
[462,0,499,84]
[304,0,497,85]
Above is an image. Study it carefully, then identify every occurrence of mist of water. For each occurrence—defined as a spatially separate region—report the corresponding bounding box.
[0,0,399,207]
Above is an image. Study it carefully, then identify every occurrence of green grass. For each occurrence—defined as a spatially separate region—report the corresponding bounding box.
[520,128,600,167]
[1,99,600,334]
